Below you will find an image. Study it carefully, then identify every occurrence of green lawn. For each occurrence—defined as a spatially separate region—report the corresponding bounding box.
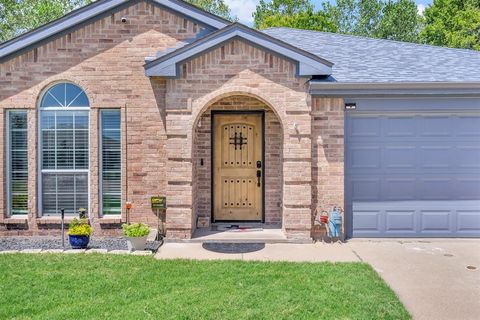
[0,254,409,319]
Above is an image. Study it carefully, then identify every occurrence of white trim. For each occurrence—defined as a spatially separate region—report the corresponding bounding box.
[37,83,91,216]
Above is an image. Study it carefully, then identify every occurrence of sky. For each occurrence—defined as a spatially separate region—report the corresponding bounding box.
[225,0,434,25]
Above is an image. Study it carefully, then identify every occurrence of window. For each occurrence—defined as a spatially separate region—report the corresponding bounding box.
[100,110,121,215]
[7,111,28,215]
[39,83,89,215]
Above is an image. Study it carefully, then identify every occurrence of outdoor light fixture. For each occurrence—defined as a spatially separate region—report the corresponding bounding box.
[345,102,357,110]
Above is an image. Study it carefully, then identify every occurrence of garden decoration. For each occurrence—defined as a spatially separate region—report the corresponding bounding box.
[122,223,150,251]
[328,206,343,243]
[151,196,166,240]
[68,218,93,249]
[125,201,133,224]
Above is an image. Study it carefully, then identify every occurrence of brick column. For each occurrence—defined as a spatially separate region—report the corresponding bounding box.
[282,112,312,239]
[165,112,194,239]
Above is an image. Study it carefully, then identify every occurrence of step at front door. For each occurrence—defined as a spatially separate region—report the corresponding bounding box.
[213,113,263,221]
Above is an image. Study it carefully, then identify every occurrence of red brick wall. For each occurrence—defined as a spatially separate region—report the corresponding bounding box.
[0,1,201,235]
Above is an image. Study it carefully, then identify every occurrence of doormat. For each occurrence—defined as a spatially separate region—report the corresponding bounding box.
[202,242,265,254]
[216,225,263,232]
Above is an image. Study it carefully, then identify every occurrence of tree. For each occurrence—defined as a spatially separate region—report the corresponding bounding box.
[253,0,313,29]
[256,8,336,32]
[322,0,421,42]
[420,0,480,50]
[322,0,383,36]
[186,0,235,21]
[377,0,421,42]
[0,0,95,42]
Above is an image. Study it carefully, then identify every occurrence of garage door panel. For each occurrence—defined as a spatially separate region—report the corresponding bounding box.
[456,179,480,199]
[350,146,381,169]
[352,210,382,233]
[385,116,416,137]
[457,211,480,232]
[420,211,452,232]
[456,146,480,168]
[419,179,455,200]
[384,178,417,200]
[419,146,452,169]
[350,117,380,137]
[384,147,416,169]
[348,112,480,238]
[350,178,381,201]
[455,116,480,137]
[420,116,452,136]
[385,211,416,232]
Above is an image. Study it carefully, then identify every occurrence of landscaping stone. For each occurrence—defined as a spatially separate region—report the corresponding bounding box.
[42,249,64,254]
[21,249,42,254]
[0,250,19,254]
[86,249,108,254]
[64,249,86,254]
[0,236,162,252]
[131,250,153,256]
[108,250,131,255]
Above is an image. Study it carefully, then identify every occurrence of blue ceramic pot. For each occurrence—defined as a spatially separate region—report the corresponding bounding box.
[68,235,90,249]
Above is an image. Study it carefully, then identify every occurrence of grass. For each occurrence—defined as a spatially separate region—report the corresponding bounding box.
[0,254,410,319]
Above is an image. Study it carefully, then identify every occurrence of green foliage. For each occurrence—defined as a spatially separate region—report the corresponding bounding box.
[420,0,480,50]
[68,218,93,236]
[0,0,95,42]
[254,0,421,43]
[377,0,421,42]
[0,255,411,319]
[322,0,421,42]
[122,223,150,238]
[253,0,313,29]
[185,0,235,21]
[256,8,337,32]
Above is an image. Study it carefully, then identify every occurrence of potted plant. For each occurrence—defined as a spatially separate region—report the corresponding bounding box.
[68,218,93,249]
[122,223,150,251]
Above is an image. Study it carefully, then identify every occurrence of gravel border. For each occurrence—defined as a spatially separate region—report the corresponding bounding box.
[0,236,162,253]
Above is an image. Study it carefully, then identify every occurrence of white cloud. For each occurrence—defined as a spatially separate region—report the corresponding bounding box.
[417,4,426,16]
[225,0,258,25]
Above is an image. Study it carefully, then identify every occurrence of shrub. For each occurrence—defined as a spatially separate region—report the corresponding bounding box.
[68,218,93,236]
[122,223,150,238]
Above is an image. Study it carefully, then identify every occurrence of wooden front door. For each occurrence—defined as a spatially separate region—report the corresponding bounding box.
[213,112,263,221]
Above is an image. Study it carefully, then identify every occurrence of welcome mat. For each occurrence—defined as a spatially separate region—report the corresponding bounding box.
[216,225,264,232]
[202,242,265,254]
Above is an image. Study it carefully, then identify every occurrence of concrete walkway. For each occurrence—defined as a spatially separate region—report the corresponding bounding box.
[155,239,480,320]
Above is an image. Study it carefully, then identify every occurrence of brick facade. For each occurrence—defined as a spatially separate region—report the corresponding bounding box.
[0,1,345,240]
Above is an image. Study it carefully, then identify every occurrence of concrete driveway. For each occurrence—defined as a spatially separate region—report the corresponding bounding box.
[349,239,480,320]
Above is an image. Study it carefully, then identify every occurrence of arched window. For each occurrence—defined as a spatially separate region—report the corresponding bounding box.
[39,82,89,215]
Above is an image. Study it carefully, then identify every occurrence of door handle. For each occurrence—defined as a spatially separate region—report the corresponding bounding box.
[256,170,261,187]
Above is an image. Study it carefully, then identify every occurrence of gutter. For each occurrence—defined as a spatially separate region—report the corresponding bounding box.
[309,81,480,98]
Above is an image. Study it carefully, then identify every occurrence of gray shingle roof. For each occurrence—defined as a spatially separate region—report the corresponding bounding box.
[263,27,480,83]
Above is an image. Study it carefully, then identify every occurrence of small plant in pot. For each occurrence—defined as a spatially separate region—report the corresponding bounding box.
[122,223,150,251]
[68,218,93,249]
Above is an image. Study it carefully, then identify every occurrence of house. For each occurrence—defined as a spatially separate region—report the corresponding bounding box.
[0,0,479,240]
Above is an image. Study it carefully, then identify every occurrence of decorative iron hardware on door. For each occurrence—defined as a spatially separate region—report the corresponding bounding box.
[229,131,247,150]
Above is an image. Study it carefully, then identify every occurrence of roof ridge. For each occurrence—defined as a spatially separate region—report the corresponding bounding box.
[263,27,480,55]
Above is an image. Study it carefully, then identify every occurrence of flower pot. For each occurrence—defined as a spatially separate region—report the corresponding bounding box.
[68,235,90,249]
[126,236,148,251]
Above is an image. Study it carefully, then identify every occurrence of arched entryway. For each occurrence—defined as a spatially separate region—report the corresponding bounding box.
[192,95,284,228]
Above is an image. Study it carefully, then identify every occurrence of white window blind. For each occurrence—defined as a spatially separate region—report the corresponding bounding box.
[101,110,121,215]
[8,111,28,215]
[39,83,89,215]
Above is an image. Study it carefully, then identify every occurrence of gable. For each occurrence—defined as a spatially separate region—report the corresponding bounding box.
[144,23,333,78]
[0,0,228,63]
